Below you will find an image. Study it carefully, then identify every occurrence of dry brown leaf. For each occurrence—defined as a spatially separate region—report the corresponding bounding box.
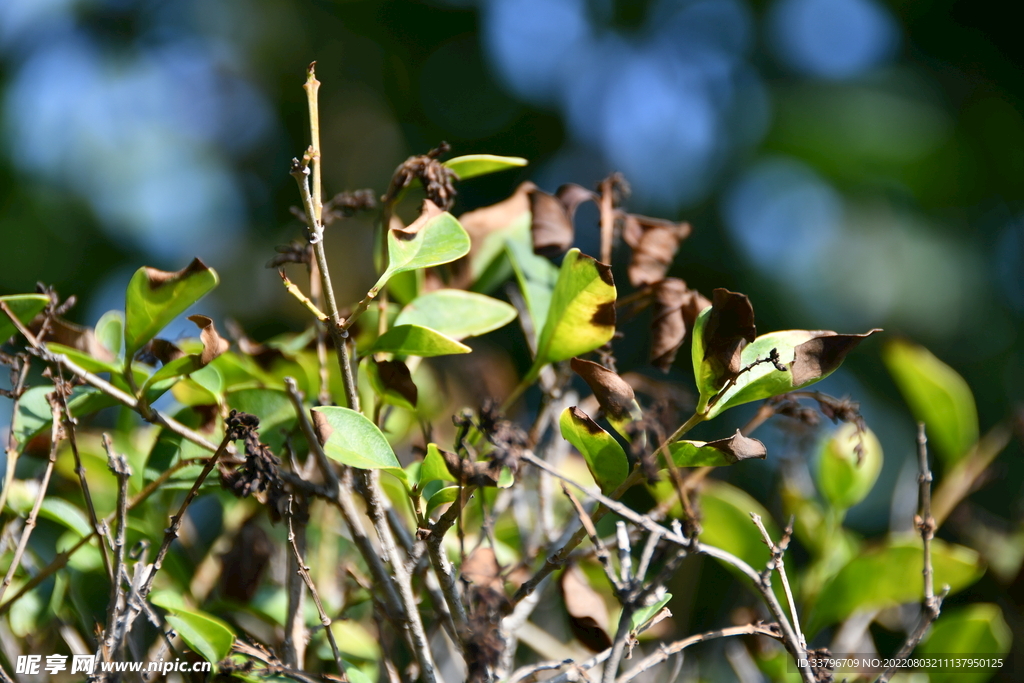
[570,357,637,420]
[560,565,612,652]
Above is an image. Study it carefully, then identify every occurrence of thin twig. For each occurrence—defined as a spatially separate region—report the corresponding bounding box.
[284,377,339,491]
[750,513,804,649]
[286,496,341,675]
[101,435,131,665]
[615,623,783,683]
[875,424,949,683]
[53,363,112,581]
[0,393,62,604]
[506,659,574,683]
[426,485,473,634]
[0,350,31,523]
[561,484,622,593]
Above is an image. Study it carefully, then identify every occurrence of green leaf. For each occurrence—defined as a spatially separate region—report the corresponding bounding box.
[817,423,883,511]
[806,537,983,635]
[375,205,470,289]
[370,324,471,357]
[630,593,672,633]
[559,407,629,493]
[444,154,527,179]
[95,310,125,359]
[311,406,402,472]
[531,249,616,374]
[395,290,517,340]
[667,431,767,467]
[692,303,878,418]
[165,610,234,663]
[45,343,121,373]
[12,385,54,446]
[915,604,1011,683]
[123,258,219,359]
[883,339,978,467]
[699,481,779,572]
[0,294,49,344]
[341,660,375,683]
[426,486,461,515]
[420,443,457,487]
[39,499,92,536]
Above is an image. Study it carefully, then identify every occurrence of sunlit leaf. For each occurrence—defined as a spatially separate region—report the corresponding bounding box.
[46,343,121,373]
[420,443,457,487]
[395,289,516,340]
[883,339,978,467]
[0,293,49,344]
[164,611,234,663]
[426,486,461,516]
[630,593,672,633]
[370,324,471,357]
[443,154,527,179]
[524,249,615,380]
[123,258,219,359]
[915,603,1011,683]
[376,202,470,286]
[311,406,402,472]
[668,431,767,467]
[559,407,629,493]
[806,537,983,635]
[95,310,125,359]
[817,423,883,511]
[692,292,879,418]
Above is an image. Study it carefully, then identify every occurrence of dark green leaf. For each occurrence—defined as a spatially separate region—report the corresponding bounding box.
[123,258,219,359]
[806,537,983,635]
[559,406,629,493]
[426,486,461,515]
[915,604,1011,683]
[395,290,517,340]
[227,388,296,452]
[883,339,978,467]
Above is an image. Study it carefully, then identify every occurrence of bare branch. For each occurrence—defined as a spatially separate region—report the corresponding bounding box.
[751,513,804,648]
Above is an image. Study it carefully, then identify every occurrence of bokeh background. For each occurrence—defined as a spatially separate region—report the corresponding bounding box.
[1,0,1022,676]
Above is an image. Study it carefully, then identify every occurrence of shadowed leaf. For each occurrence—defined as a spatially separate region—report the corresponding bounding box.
[882,339,978,467]
[139,316,230,398]
[561,565,612,652]
[817,423,883,511]
[698,289,757,391]
[367,358,418,409]
[530,188,575,257]
[915,604,1011,683]
[806,537,983,635]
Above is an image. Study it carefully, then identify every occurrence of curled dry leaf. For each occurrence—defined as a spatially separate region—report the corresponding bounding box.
[383,143,457,210]
[622,214,692,287]
[187,315,230,365]
[703,430,767,462]
[570,357,637,421]
[451,181,535,288]
[439,446,501,487]
[391,199,444,240]
[461,546,503,593]
[650,278,712,372]
[791,331,882,387]
[560,564,612,652]
[701,288,756,386]
[46,317,116,363]
[147,339,186,365]
[530,183,596,258]
[374,358,418,407]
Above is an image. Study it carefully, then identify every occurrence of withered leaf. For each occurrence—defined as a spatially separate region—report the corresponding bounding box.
[650,279,711,372]
[461,547,503,593]
[556,183,597,218]
[790,330,882,386]
[383,144,457,210]
[452,181,536,288]
[439,446,500,487]
[46,317,116,363]
[704,430,768,463]
[560,565,612,652]
[219,517,272,603]
[187,315,230,365]
[147,338,186,365]
[391,199,444,241]
[570,357,637,421]
[530,188,575,258]
[142,258,211,290]
[375,358,418,407]
[702,289,756,386]
[622,214,692,287]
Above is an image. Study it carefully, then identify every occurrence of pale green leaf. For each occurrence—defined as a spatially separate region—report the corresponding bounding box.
[395,290,517,340]
[0,294,49,344]
[370,324,471,357]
